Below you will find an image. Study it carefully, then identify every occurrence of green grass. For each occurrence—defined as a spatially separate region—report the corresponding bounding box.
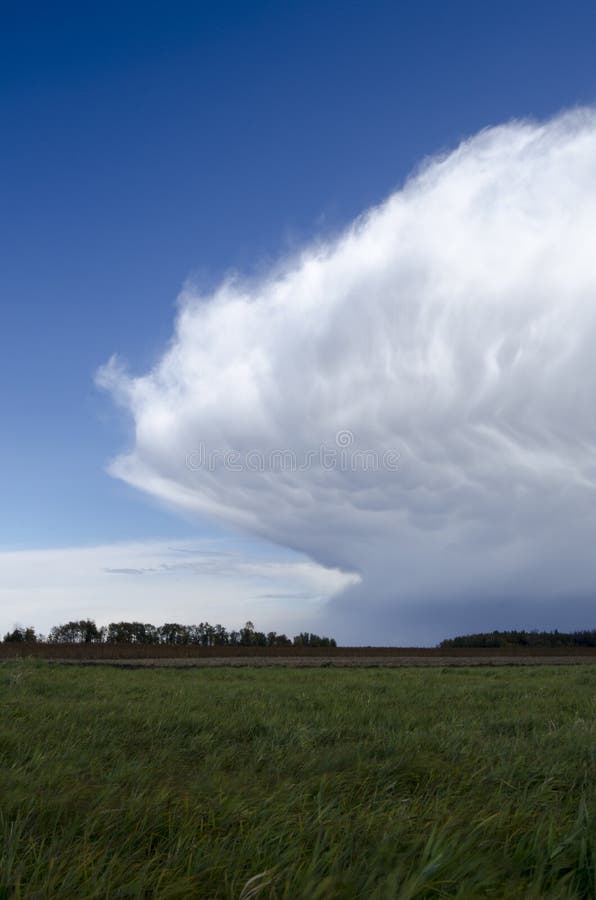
[1,662,595,898]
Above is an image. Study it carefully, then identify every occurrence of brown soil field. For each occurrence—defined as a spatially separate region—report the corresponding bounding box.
[3,644,596,659]
[2,644,596,667]
[32,654,596,668]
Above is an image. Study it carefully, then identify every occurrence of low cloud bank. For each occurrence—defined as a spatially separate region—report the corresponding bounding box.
[0,540,354,637]
[99,109,596,642]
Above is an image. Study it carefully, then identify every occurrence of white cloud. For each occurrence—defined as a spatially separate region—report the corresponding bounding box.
[98,109,596,642]
[0,540,356,637]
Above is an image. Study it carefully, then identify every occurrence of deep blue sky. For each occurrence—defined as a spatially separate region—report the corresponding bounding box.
[2,0,596,550]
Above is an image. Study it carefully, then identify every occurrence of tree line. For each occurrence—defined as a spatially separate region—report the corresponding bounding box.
[2,619,337,648]
[439,629,596,648]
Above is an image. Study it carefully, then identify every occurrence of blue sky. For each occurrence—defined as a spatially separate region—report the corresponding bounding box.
[2,2,596,641]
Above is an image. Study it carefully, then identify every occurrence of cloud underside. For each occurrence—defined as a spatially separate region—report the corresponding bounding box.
[98,109,596,639]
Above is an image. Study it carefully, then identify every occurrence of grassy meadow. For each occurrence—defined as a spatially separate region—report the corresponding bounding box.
[1,661,595,899]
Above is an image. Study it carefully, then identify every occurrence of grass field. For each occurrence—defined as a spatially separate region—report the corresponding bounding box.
[1,662,595,898]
